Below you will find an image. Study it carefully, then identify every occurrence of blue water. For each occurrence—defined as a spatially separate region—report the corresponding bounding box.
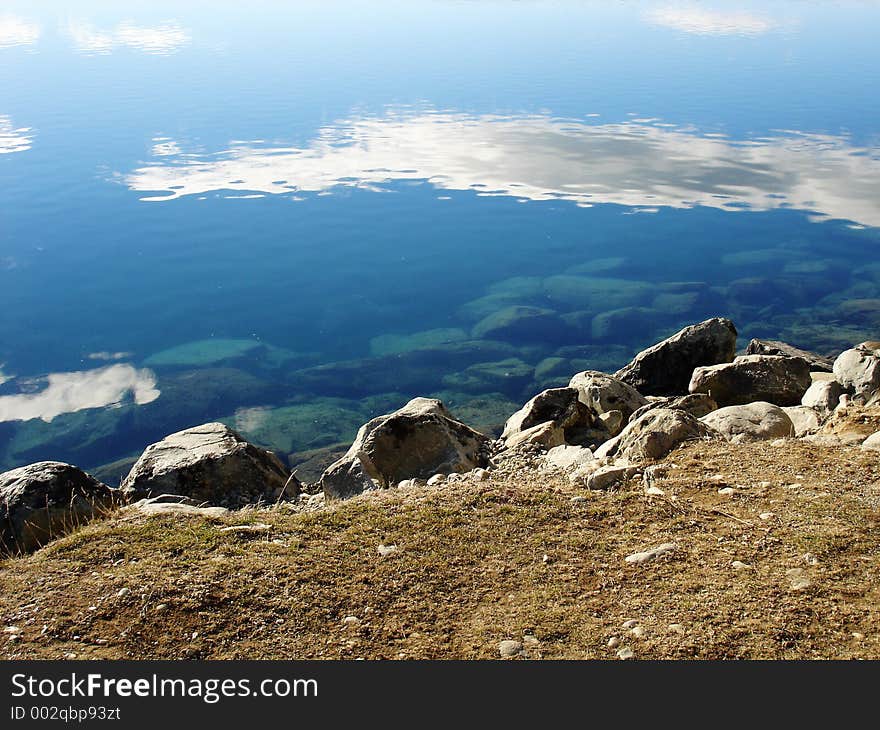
[2,1,879,477]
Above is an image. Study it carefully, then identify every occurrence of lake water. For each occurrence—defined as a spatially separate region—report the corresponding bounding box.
[2,1,879,480]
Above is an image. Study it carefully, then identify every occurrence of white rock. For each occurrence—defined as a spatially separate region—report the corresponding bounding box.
[342,616,361,626]
[471,468,490,481]
[668,624,686,635]
[426,474,446,486]
[498,640,523,657]
[701,402,795,443]
[622,619,639,629]
[616,646,634,660]
[718,487,736,496]
[588,465,639,490]
[801,380,842,412]
[630,626,645,638]
[786,568,811,591]
[645,485,666,496]
[607,636,620,648]
[543,444,594,472]
[624,543,677,564]
[731,561,752,571]
[116,588,130,598]
[782,406,822,437]
[377,544,398,557]
[759,512,774,520]
[861,432,880,451]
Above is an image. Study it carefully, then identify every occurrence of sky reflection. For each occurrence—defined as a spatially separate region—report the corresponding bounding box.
[0,364,160,423]
[65,19,190,56]
[0,15,39,49]
[644,5,777,35]
[0,115,32,154]
[127,112,880,228]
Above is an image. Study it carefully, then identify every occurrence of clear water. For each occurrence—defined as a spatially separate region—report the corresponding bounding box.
[2,1,879,479]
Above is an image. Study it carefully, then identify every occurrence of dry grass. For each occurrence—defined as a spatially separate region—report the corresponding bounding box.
[1,439,878,660]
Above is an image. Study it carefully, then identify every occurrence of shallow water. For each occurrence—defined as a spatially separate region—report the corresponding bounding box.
[2,1,879,477]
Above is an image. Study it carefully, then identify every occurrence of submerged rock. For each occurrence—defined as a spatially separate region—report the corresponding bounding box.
[441,358,534,396]
[615,318,738,396]
[121,423,294,508]
[1,462,118,553]
[369,328,468,357]
[594,408,718,462]
[471,305,569,343]
[318,398,488,500]
[689,355,812,407]
[701,402,795,443]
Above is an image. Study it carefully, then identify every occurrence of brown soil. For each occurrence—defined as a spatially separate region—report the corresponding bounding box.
[1,438,878,660]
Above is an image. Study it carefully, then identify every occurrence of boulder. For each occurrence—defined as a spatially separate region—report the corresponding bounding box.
[318,398,488,500]
[1,462,118,553]
[744,339,834,372]
[542,444,595,472]
[861,432,880,451]
[801,380,843,413]
[782,406,823,437]
[121,423,294,508]
[504,421,566,450]
[502,388,593,446]
[700,402,795,443]
[594,408,718,462]
[628,393,718,423]
[688,355,812,407]
[587,464,640,490]
[568,371,648,421]
[832,342,880,400]
[614,318,738,396]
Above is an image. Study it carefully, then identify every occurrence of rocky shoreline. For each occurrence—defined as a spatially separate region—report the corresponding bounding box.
[2,316,879,556]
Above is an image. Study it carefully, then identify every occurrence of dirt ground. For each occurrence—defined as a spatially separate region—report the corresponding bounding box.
[1,438,878,660]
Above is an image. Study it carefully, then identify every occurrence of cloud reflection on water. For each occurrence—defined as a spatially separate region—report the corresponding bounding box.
[0,364,160,423]
[0,15,40,49]
[644,5,776,35]
[66,19,190,55]
[127,112,880,228]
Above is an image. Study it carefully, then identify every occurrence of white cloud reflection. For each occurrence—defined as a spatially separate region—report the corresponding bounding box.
[0,15,40,49]
[66,19,190,55]
[0,116,32,154]
[0,364,160,423]
[644,6,776,35]
[126,112,880,228]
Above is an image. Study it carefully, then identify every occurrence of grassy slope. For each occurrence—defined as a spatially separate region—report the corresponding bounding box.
[1,439,878,660]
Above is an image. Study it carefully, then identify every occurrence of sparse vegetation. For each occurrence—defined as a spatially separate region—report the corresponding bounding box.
[2,439,878,660]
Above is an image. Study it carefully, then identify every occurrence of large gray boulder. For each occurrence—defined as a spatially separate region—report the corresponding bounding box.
[319,398,489,500]
[502,387,593,446]
[832,342,880,400]
[701,402,795,443]
[594,408,719,462]
[628,393,718,423]
[744,339,834,372]
[1,462,118,554]
[121,423,293,508]
[688,355,812,407]
[568,371,648,421]
[614,318,738,396]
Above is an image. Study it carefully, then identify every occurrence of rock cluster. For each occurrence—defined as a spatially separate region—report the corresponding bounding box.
[4,317,880,555]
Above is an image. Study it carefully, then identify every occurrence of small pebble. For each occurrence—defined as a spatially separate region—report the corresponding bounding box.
[607,636,620,648]
[802,552,819,565]
[8,635,20,643]
[718,487,735,496]
[668,624,686,635]
[64,653,77,659]
[426,474,446,486]
[759,512,774,520]
[630,626,645,639]
[731,560,752,571]
[616,646,634,660]
[523,634,540,648]
[852,632,865,640]
[154,604,167,612]
[645,485,665,496]
[342,616,361,626]
[622,619,639,629]
[570,496,589,503]
[498,640,523,658]
[786,568,811,591]
[471,468,490,481]
[116,587,130,598]
[3,626,20,633]
[377,544,398,557]
[757,481,772,488]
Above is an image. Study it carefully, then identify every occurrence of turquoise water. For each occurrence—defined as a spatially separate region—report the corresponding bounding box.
[2,1,879,478]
